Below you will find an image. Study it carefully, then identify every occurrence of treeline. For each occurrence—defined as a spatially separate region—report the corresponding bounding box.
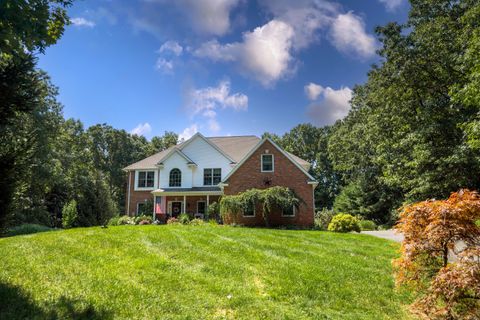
[265,0,480,224]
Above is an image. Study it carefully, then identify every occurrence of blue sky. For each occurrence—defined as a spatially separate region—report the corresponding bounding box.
[38,0,409,140]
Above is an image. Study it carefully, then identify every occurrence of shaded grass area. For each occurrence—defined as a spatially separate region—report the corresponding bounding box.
[0,225,413,319]
[5,224,54,237]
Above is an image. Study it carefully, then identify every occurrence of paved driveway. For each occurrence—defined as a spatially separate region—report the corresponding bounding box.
[362,230,404,242]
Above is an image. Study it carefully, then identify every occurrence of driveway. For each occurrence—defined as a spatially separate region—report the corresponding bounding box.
[362,230,404,242]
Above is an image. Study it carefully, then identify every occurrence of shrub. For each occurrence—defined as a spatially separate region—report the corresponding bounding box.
[118,215,135,225]
[314,209,335,230]
[107,216,121,226]
[358,219,377,231]
[62,200,78,229]
[178,213,190,225]
[208,219,218,226]
[394,189,480,319]
[135,215,153,225]
[167,217,180,225]
[327,214,360,233]
[189,218,205,226]
[6,224,53,237]
[207,201,219,220]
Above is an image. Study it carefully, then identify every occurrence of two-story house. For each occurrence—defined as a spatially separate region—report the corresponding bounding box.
[123,133,318,227]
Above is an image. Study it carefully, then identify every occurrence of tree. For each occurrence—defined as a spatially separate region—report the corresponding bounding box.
[0,0,73,231]
[62,200,78,228]
[394,189,480,319]
[149,131,178,153]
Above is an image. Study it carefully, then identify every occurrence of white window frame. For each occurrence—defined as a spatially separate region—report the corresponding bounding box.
[282,205,296,217]
[134,170,156,191]
[242,204,256,218]
[203,168,222,186]
[261,154,274,172]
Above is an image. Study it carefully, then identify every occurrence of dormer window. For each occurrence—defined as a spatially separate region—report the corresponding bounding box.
[137,171,155,188]
[169,168,182,187]
[261,154,274,172]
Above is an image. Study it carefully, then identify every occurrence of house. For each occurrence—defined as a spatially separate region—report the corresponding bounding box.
[123,133,318,227]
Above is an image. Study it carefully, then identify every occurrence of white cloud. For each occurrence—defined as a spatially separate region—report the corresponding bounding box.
[259,0,339,50]
[155,58,174,74]
[184,80,248,133]
[304,82,324,101]
[130,123,152,136]
[71,17,95,28]
[178,124,198,141]
[158,41,183,56]
[179,0,241,36]
[329,12,377,58]
[307,86,352,126]
[194,20,295,87]
[378,0,403,12]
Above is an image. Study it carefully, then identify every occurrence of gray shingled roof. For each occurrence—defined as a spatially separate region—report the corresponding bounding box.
[123,135,311,171]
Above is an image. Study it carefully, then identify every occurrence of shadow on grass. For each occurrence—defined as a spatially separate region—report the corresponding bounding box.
[0,282,112,319]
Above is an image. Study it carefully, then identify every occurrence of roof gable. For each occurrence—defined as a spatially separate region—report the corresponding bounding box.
[180,133,236,163]
[222,137,316,183]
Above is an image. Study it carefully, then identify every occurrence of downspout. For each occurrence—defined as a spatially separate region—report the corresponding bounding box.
[127,171,131,216]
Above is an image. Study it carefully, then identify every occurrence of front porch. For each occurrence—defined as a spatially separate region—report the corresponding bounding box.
[152,187,222,222]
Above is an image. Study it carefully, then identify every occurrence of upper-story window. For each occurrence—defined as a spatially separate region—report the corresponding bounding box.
[261,154,274,172]
[137,171,155,188]
[169,168,182,187]
[204,168,222,185]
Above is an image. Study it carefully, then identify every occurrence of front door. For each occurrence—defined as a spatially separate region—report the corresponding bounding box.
[171,201,182,218]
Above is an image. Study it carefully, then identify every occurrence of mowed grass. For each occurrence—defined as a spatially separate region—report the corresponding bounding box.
[0,225,413,319]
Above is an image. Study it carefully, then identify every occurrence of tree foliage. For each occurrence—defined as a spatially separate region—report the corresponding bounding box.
[220,187,300,226]
[394,189,480,319]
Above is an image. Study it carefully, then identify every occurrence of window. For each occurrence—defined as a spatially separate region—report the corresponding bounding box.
[243,201,255,217]
[261,154,274,172]
[197,201,206,214]
[203,168,222,185]
[137,203,145,215]
[169,168,182,187]
[137,171,155,188]
[282,205,296,217]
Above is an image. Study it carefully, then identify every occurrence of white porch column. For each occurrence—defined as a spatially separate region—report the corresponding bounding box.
[183,195,186,213]
[207,195,210,207]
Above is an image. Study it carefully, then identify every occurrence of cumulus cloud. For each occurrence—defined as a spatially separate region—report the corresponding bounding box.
[259,0,339,50]
[306,86,352,126]
[158,40,183,56]
[124,0,241,37]
[378,0,404,12]
[70,17,95,28]
[178,124,198,141]
[329,12,377,58]
[304,82,324,100]
[179,0,241,36]
[155,58,174,74]
[184,80,248,133]
[130,123,152,136]
[194,20,295,87]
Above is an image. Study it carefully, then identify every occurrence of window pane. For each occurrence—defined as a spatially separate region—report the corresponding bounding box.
[146,171,155,188]
[169,169,181,187]
[283,205,295,216]
[262,155,273,171]
[213,168,221,184]
[137,203,145,215]
[243,201,255,216]
[204,168,212,185]
[138,171,146,187]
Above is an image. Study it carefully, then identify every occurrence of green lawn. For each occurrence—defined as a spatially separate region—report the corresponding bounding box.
[0,225,413,319]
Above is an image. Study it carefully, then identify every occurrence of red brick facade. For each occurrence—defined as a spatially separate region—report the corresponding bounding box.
[125,171,154,216]
[223,140,315,227]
